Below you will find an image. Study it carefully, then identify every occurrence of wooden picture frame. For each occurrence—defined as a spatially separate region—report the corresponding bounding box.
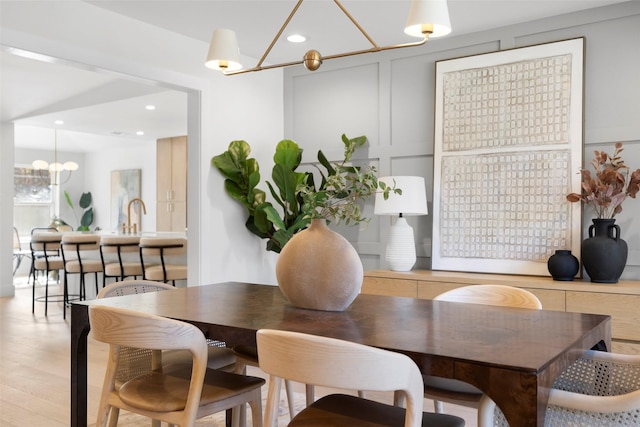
[431,38,584,277]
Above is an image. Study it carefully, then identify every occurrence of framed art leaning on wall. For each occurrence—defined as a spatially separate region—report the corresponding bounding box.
[431,38,584,277]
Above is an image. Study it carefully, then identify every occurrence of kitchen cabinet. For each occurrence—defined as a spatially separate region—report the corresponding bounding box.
[157,136,187,232]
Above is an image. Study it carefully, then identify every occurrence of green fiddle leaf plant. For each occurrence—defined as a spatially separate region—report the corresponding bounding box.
[64,190,94,231]
[212,139,310,253]
[212,134,399,253]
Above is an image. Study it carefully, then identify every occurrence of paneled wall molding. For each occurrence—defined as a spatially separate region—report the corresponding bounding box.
[285,4,640,279]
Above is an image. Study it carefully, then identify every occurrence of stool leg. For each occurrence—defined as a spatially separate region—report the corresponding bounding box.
[44,269,49,316]
[32,272,36,314]
[62,270,67,320]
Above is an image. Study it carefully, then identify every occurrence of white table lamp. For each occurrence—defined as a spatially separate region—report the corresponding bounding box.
[375,176,428,271]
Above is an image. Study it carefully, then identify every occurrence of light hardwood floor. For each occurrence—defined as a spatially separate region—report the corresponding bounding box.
[1,279,476,426]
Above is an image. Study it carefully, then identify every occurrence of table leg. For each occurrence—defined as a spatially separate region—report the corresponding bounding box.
[71,304,90,427]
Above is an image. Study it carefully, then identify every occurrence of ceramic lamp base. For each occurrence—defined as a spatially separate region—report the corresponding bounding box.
[386,217,416,272]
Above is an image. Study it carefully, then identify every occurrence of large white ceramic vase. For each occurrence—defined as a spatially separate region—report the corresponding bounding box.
[275,219,363,311]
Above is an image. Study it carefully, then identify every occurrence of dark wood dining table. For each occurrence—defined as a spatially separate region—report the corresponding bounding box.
[71,281,611,427]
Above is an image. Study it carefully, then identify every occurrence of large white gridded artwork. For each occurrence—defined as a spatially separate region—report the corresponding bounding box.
[432,39,584,277]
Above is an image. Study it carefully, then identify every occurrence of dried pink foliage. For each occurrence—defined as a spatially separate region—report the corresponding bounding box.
[566,142,640,218]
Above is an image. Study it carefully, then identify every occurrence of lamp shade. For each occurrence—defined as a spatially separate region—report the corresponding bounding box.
[375,176,428,216]
[205,29,242,71]
[404,0,452,38]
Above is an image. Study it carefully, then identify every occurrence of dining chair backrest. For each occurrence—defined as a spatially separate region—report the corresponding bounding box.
[98,279,175,299]
[89,304,209,425]
[434,284,542,309]
[13,227,22,250]
[257,328,425,427]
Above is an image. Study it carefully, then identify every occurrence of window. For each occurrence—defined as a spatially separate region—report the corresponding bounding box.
[13,166,53,236]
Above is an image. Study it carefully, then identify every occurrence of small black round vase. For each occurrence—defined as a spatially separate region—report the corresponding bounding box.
[547,250,579,281]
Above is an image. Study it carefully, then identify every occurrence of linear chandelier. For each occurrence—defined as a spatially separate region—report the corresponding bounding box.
[205,0,451,76]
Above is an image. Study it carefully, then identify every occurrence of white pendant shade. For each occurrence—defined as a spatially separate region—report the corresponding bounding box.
[404,0,452,38]
[375,176,428,216]
[205,29,242,71]
[32,159,49,170]
[63,161,79,171]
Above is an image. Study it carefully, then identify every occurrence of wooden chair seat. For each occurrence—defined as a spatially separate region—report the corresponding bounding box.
[119,365,265,412]
[290,394,464,427]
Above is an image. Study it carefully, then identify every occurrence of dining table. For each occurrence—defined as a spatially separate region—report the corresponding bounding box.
[70,281,611,427]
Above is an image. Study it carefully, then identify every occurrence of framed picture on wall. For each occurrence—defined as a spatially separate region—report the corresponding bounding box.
[431,38,584,277]
[111,169,141,232]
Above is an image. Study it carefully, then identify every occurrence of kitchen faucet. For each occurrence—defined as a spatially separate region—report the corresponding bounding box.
[123,198,147,234]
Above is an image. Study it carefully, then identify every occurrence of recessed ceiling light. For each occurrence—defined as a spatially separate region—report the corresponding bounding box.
[145,105,156,110]
[54,120,64,125]
[136,131,145,136]
[287,34,306,43]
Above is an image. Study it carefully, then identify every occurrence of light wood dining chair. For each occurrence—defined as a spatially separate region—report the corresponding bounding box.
[97,280,237,427]
[90,304,264,427]
[426,284,542,422]
[257,329,465,427]
[478,350,640,427]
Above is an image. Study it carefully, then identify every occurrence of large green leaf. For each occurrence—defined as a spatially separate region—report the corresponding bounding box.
[64,190,74,209]
[79,192,92,209]
[273,140,302,170]
[262,204,287,230]
[271,164,300,207]
[212,140,252,184]
[80,208,93,228]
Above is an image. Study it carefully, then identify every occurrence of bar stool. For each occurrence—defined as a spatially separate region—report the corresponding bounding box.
[139,237,187,286]
[100,235,146,287]
[30,231,69,318]
[62,233,104,300]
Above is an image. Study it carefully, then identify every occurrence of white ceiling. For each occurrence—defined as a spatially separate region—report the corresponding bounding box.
[3,0,629,152]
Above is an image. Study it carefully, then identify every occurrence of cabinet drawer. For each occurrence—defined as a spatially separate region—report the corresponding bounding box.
[567,291,640,341]
[417,282,463,300]
[611,340,640,355]
[522,288,565,311]
[362,277,417,298]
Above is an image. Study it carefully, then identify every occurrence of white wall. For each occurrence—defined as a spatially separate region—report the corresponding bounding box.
[0,1,284,296]
[84,142,157,233]
[283,2,640,280]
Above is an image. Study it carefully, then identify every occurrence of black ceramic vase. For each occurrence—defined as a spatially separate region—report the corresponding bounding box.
[581,219,628,283]
[547,250,579,281]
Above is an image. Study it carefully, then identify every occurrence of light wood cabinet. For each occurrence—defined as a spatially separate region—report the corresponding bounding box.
[363,269,640,354]
[157,136,187,232]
